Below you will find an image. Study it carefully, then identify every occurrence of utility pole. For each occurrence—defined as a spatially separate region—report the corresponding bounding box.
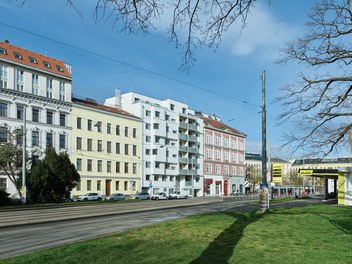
[22,106,27,204]
[260,70,269,211]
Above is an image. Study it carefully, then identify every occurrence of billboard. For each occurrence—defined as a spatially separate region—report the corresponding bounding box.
[271,163,283,183]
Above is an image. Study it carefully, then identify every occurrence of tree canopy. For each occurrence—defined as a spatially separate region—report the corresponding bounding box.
[278,0,352,155]
[27,147,80,203]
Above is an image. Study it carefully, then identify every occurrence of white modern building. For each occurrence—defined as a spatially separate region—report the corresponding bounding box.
[0,41,72,196]
[105,90,204,196]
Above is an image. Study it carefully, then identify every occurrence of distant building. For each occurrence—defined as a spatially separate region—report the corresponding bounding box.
[71,97,141,197]
[0,41,72,196]
[202,114,246,196]
[245,153,262,193]
[106,91,204,197]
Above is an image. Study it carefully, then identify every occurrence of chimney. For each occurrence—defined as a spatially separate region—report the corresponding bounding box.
[104,88,122,108]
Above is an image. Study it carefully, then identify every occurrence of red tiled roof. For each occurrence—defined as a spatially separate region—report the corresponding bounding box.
[202,116,246,137]
[0,41,71,79]
[72,97,139,119]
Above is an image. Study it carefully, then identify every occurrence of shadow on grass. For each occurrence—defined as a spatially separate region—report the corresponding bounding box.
[190,210,264,264]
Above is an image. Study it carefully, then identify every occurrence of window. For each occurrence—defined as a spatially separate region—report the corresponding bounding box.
[32,74,38,95]
[43,61,51,68]
[232,166,237,175]
[76,181,81,191]
[97,121,102,132]
[88,119,92,131]
[76,159,82,171]
[224,151,229,161]
[76,137,82,150]
[97,140,102,152]
[145,123,151,130]
[14,52,23,60]
[155,111,160,118]
[215,136,221,146]
[16,69,24,92]
[116,142,120,154]
[153,123,159,129]
[146,149,150,155]
[47,111,53,124]
[59,82,65,101]
[59,134,66,149]
[60,113,66,126]
[216,165,221,174]
[56,65,64,72]
[155,162,160,168]
[29,57,37,64]
[115,181,120,190]
[97,160,102,172]
[16,105,24,120]
[152,149,158,155]
[124,181,128,191]
[46,78,53,98]
[232,152,237,162]
[87,160,92,171]
[87,139,92,151]
[32,131,39,146]
[107,123,111,134]
[146,162,151,168]
[124,144,129,155]
[124,162,129,173]
[133,163,137,174]
[215,150,221,160]
[87,180,92,191]
[116,125,120,135]
[239,153,244,163]
[206,148,212,159]
[107,141,111,153]
[77,117,81,129]
[224,138,229,147]
[0,102,7,117]
[15,129,23,146]
[125,126,128,137]
[165,114,170,121]
[170,104,175,110]
[155,136,160,143]
[146,136,151,142]
[0,127,8,143]
[107,161,111,173]
[0,47,7,55]
[0,178,7,190]
[46,133,53,147]
[224,165,229,175]
[32,108,39,122]
[133,145,137,156]
[0,65,8,88]
[116,162,120,173]
[133,128,136,138]
[146,110,151,116]
[232,139,237,149]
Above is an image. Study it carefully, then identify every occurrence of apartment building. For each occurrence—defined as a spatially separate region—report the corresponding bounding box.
[71,97,141,197]
[0,41,72,196]
[202,115,246,196]
[105,90,204,197]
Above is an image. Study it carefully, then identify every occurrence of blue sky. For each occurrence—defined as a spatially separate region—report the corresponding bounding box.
[0,0,316,159]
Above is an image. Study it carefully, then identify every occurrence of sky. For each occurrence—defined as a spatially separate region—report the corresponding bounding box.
[0,0,318,160]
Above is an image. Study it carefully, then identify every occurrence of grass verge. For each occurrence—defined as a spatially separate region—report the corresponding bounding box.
[2,204,352,264]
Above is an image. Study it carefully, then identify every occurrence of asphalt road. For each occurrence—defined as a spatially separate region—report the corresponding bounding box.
[0,198,323,260]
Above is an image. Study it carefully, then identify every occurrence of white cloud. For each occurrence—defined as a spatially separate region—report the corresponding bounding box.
[225,4,299,59]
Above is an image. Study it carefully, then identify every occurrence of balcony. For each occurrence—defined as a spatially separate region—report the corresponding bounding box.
[179,145,188,152]
[179,169,197,176]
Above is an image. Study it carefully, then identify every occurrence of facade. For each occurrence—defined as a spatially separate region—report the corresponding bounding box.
[245,153,262,193]
[0,41,72,196]
[106,91,204,197]
[71,97,141,198]
[202,115,246,196]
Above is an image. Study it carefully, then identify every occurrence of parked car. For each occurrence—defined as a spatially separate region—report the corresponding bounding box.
[169,191,188,199]
[151,192,169,200]
[106,193,125,201]
[77,193,102,201]
[135,192,150,200]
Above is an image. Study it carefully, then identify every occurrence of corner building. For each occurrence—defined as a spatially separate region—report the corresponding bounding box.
[0,41,72,196]
[71,97,141,198]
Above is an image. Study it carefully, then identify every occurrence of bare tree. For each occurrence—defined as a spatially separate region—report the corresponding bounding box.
[278,0,352,155]
[12,0,257,71]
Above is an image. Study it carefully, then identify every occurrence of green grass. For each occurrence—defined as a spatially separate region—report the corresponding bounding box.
[2,204,352,264]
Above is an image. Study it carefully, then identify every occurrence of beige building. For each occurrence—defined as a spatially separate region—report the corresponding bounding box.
[71,97,141,198]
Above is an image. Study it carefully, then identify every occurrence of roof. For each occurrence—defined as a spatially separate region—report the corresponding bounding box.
[202,116,246,137]
[0,41,71,79]
[72,97,139,119]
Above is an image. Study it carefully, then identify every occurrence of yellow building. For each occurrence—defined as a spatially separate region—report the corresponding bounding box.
[71,97,141,198]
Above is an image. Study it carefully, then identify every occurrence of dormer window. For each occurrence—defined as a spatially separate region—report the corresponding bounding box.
[43,61,51,68]
[14,52,23,60]
[29,57,37,64]
[0,47,7,55]
[56,65,64,72]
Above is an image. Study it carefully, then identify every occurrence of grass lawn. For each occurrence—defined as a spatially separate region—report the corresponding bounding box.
[2,204,352,264]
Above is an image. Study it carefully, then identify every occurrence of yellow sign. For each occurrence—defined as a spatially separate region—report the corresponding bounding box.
[299,170,313,176]
[271,163,283,183]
